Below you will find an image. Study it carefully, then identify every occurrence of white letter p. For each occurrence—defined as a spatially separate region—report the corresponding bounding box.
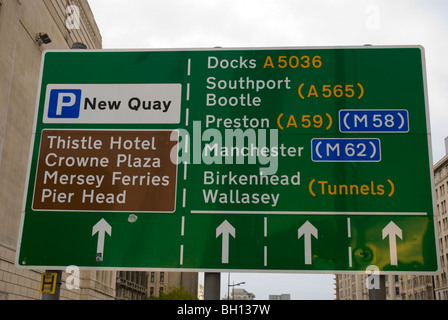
[56,92,77,116]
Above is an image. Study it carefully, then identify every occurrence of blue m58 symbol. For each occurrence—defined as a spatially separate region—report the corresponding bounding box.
[47,89,82,118]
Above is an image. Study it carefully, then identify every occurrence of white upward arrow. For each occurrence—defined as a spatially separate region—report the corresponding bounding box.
[298,221,318,265]
[216,220,236,264]
[382,221,402,266]
[92,219,112,262]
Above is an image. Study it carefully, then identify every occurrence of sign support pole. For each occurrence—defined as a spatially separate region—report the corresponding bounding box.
[204,272,221,300]
[368,275,386,300]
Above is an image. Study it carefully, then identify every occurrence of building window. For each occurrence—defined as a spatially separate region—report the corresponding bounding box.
[150,272,155,282]
[160,272,165,283]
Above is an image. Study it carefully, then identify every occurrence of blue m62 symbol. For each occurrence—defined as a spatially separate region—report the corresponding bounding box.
[311,138,381,162]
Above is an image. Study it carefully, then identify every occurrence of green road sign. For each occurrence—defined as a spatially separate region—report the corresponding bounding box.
[16,46,439,274]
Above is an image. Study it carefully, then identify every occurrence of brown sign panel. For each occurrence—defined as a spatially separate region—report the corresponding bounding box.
[33,129,178,212]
